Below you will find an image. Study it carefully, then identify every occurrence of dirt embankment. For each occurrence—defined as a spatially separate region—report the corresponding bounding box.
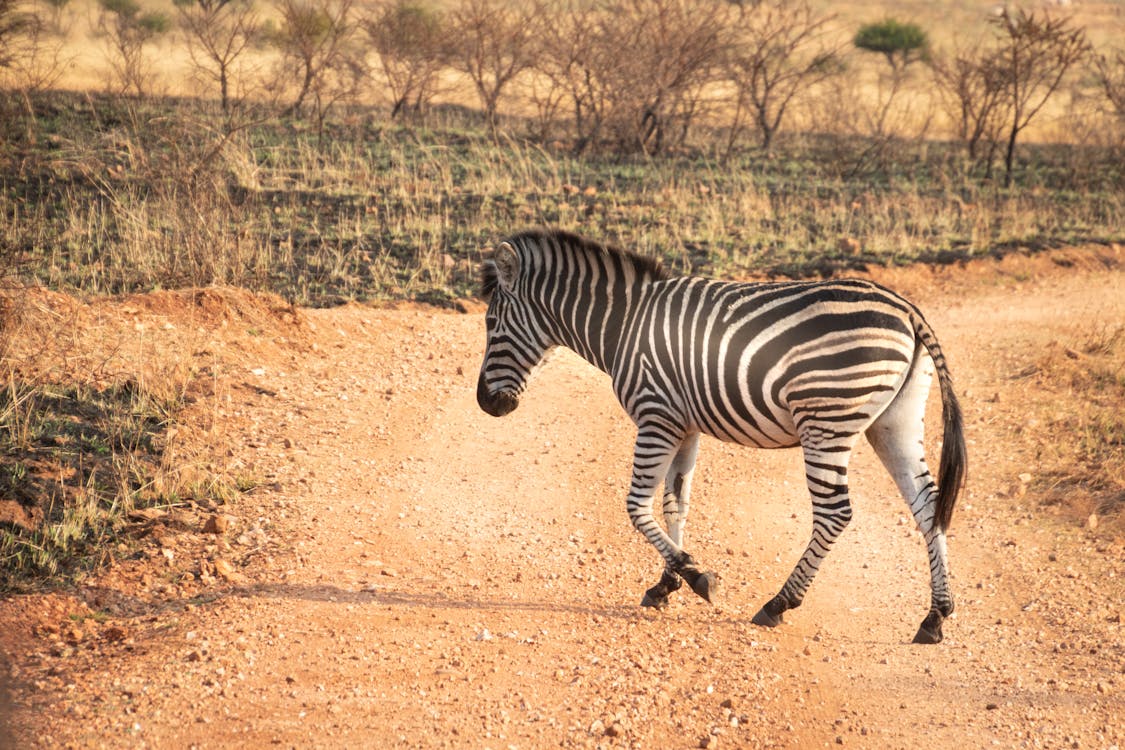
[1,247,1123,749]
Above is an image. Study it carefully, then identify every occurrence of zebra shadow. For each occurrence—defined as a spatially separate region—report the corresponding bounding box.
[227,581,849,639]
[230,580,647,621]
[73,580,925,645]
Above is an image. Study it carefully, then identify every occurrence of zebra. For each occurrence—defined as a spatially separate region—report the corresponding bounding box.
[476,229,967,644]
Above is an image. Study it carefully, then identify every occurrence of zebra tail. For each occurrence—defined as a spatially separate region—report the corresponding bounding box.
[911,309,968,533]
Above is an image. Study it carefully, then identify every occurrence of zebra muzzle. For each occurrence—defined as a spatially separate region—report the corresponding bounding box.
[477,377,519,417]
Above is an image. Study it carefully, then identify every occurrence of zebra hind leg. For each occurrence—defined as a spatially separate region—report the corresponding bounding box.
[911,530,953,645]
[752,441,855,629]
[641,434,700,610]
[629,430,716,608]
[865,358,954,644]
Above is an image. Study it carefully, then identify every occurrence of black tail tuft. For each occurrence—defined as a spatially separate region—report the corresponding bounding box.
[935,375,967,532]
[910,307,967,532]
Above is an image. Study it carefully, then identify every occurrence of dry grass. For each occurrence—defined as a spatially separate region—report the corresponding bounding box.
[0,374,179,582]
[0,284,280,589]
[1026,322,1125,534]
[3,92,1122,309]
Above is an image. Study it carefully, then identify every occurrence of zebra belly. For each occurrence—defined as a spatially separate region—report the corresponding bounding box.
[682,380,800,449]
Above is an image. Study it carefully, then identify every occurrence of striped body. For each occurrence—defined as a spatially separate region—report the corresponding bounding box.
[619,277,919,450]
[478,229,966,643]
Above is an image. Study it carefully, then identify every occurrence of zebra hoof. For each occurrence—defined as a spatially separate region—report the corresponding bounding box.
[912,613,944,644]
[912,624,943,644]
[640,571,681,609]
[751,606,783,628]
[752,596,787,628]
[688,571,717,603]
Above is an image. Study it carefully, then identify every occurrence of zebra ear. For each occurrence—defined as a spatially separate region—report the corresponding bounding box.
[493,242,520,289]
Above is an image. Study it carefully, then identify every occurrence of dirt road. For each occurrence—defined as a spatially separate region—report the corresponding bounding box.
[2,248,1123,749]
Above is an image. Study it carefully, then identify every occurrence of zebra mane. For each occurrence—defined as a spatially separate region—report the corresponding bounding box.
[546,229,669,282]
[481,229,669,300]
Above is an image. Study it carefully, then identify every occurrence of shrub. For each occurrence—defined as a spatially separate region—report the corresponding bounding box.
[96,0,172,97]
[854,18,928,72]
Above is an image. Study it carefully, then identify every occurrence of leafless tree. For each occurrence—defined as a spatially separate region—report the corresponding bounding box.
[1,0,65,91]
[528,0,612,153]
[989,7,1090,186]
[931,42,1009,166]
[1,0,38,70]
[448,0,536,136]
[95,0,172,97]
[269,0,362,121]
[40,0,71,35]
[174,0,261,113]
[723,0,839,154]
[362,0,451,121]
[1092,48,1125,120]
[1,0,73,136]
[600,0,730,154]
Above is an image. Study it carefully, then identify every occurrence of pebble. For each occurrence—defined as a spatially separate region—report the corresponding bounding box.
[203,515,231,535]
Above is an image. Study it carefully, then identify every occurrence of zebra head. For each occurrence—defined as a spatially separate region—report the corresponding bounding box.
[477,240,553,418]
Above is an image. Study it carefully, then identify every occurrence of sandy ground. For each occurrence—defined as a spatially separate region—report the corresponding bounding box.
[1,247,1123,749]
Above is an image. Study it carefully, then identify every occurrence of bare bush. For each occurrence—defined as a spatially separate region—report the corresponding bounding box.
[989,8,1090,186]
[0,0,69,98]
[268,0,363,123]
[530,0,728,154]
[599,0,730,154]
[447,0,536,136]
[723,0,839,154]
[95,0,172,97]
[0,0,38,71]
[40,0,71,35]
[931,42,1009,168]
[528,0,612,152]
[1092,48,1125,119]
[363,0,451,121]
[174,0,262,113]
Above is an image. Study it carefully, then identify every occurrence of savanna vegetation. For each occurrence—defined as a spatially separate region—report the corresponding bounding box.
[1,0,1123,584]
[1,0,1122,303]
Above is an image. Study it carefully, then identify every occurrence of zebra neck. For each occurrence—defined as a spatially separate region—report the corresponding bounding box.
[542,280,648,377]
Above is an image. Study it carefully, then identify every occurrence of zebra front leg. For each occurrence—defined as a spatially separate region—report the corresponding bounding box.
[628,428,716,606]
[641,433,700,609]
[752,444,854,628]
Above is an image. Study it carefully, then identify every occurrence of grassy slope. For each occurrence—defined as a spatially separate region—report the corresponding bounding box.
[2,92,1122,308]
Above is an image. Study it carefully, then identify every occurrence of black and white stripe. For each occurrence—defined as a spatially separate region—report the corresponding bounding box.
[477,229,967,644]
